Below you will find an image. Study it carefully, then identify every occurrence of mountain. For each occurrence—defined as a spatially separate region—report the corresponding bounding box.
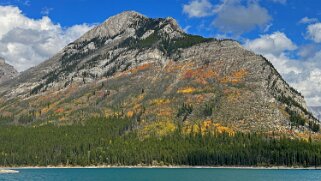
[0,11,319,138]
[0,57,18,84]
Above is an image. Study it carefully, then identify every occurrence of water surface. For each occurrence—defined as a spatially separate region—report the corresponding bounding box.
[1,168,321,181]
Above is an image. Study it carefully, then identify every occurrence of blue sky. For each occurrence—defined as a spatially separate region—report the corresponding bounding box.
[3,0,321,44]
[0,0,321,106]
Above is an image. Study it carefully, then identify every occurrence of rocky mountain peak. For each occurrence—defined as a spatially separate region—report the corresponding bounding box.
[77,11,147,42]
[75,11,184,45]
[164,17,183,32]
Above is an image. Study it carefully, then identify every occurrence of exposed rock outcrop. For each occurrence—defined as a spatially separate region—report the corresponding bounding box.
[0,57,18,84]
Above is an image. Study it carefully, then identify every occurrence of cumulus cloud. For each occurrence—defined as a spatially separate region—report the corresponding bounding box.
[261,53,302,75]
[291,68,321,106]
[299,17,318,24]
[245,32,300,76]
[288,50,321,106]
[298,44,320,59]
[244,32,297,56]
[245,32,321,106]
[182,0,272,35]
[0,6,95,71]
[183,0,214,18]
[307,23,321,43]
[212,0,271,34]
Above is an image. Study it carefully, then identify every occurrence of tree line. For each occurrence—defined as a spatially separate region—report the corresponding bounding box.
[1,117,321,167]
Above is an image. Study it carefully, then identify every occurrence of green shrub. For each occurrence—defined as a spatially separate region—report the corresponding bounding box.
[177,103,193,118]
[202,104,213,117]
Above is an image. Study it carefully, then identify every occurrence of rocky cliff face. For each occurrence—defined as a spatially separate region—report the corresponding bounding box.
[0,57,18,84]
[0,11,319,137]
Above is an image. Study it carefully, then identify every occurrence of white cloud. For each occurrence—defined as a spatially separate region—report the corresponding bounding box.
[245,32,321,106]
[41,7,53,16]
[183,25,192,33]
[269,0,287,4]
[244,32,297,56]
[182,0,272,35]
[299,17,318,24]
[298,44,320,59]
[262,53,301,75]
[263,23,272,32]
[212,0,272,34]
[307,23,321,43]
[183,0,214,18]
[0,6,94,71]
[290,66,321,106]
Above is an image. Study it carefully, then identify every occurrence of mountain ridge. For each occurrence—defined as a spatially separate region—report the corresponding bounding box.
[0,11,187,96]
[0,11,319,138]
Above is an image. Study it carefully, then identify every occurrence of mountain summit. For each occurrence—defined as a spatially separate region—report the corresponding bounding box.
[76,11,183,42]
[0,11,319,138]
[77,11,148,41]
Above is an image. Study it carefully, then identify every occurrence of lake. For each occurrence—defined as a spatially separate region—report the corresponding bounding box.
[0,168,321,181]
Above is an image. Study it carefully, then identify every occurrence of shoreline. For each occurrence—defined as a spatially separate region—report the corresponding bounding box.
[1,165,321,170]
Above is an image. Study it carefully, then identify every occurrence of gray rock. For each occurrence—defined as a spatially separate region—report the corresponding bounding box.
[0,57,18,84]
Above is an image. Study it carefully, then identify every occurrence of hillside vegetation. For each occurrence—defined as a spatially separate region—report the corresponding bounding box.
[1,117,321,167]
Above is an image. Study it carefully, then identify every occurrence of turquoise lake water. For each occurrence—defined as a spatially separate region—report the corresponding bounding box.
[1,168,321,181]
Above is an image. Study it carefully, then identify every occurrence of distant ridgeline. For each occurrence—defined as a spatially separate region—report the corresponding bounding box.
[1,117,321,167]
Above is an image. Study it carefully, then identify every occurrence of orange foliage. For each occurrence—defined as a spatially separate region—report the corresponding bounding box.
[165,61,194,73]
[59,116,67,122]
[133,103,142,110]
[223,89,241,102]
[55,108,64,114]
[183,67,217,85]
[156,107,173,117]
[96,90,107,98]
[127,111,134,118]
[41,101,60,114]
[220,69,248,84]
[214,123,235,136]
[130,63,152,74]
[165,63,181,73]
[0,111,13,117]
[194,94,207,103]
[184,69,198,79]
